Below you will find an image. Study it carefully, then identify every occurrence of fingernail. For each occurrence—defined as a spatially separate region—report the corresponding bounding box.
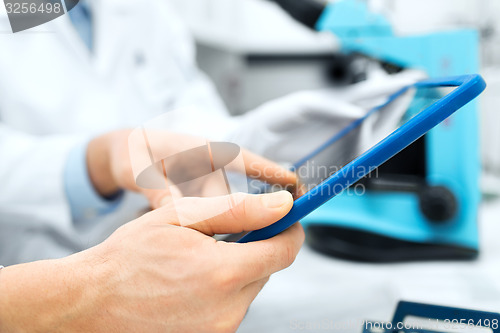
[263,191,293,209]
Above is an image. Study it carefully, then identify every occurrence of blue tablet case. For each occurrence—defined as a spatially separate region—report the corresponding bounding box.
[238,74,486,243]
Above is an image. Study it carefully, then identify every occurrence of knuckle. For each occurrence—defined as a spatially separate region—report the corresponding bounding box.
[211,319,240,333]
[212,267,241,291]
[263,242,296,269]
[226,194,247,223]
[250,259,267,278]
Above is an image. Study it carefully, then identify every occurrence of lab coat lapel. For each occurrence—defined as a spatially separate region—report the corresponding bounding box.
[49,0,135,76]
[51,13,92,64]
[91,0,136,77]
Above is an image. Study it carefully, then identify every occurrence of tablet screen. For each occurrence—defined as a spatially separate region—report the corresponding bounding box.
[292,85,456,198]
[245,84,457,200]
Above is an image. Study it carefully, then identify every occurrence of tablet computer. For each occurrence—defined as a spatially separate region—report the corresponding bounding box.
[237,74,486,243]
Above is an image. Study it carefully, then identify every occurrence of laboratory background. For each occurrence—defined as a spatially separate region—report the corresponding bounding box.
[168,0,500,332]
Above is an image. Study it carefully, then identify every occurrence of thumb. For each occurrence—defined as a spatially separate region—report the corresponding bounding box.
[150,191,294,236]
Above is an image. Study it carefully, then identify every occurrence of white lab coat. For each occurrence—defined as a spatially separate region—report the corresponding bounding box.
[0,0,229,264]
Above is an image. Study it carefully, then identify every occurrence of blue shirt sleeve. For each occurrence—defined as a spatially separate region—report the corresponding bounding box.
[64,141,124,222]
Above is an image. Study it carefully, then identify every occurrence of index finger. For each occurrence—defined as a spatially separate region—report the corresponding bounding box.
[218,222,305,284]
[242,149,299,194]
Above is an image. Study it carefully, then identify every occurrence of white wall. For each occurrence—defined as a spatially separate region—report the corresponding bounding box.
[168,0,337,54]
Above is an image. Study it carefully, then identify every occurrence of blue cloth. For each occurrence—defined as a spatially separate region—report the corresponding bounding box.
[64,142,124,222]
[68,0,93,51]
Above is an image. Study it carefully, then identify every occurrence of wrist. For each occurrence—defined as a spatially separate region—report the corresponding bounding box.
[0,259,83,332]
[87,134,120,198]
[0,252,115,332]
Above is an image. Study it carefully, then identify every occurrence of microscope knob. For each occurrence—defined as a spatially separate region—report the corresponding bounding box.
[418,185,458,223]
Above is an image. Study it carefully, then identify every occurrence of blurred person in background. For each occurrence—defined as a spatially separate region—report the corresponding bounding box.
[0,0,419,265]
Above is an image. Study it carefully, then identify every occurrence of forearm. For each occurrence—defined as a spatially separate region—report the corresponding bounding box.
[0,253,109,332]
